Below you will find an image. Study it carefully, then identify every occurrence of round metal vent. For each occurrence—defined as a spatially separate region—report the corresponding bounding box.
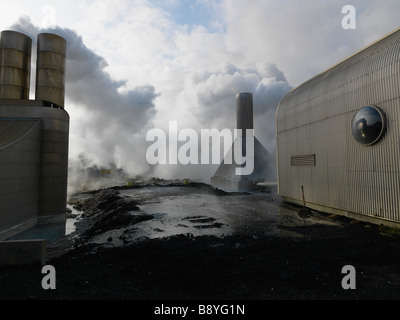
[351,106,386,145]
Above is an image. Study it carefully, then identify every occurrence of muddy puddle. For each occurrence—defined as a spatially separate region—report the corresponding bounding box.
[70,183,339,248]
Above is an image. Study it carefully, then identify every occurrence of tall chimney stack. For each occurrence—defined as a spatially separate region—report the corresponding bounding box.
[0,31,32,99]
[236,92,254,133]
[211,92,272,192]
[35,33,66,108]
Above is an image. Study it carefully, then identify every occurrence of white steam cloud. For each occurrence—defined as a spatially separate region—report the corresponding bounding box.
[9,14,292,191]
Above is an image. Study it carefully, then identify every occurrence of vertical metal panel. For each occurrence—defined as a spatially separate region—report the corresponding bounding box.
[0,31,32,99]
[276,27,400,224]
[35,33,66,108]
[236,92,253,131]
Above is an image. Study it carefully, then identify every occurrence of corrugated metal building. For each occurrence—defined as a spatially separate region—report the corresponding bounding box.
[276,27,400,227]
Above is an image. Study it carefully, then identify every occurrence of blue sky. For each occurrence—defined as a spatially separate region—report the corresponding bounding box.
[151,0,223,31]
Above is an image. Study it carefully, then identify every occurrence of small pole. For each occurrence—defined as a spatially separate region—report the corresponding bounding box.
[299,185,311,234]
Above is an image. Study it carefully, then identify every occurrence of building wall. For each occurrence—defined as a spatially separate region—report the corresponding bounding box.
[276,27,400,225]
[0,100,69,239]
[39,110,69,221]
[0,119,41,239]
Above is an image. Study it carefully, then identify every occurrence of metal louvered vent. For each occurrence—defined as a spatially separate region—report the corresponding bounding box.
[291,154,316,166]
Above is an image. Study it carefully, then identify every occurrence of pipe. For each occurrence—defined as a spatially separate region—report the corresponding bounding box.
[235,92,254,159]
[35,33,66,108]
[236,92,254,132]
[0,30,32,99]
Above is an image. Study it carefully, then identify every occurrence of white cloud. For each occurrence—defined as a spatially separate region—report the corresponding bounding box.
[9,16,158,175]
[3,0,400,185]
[222,0,400,87]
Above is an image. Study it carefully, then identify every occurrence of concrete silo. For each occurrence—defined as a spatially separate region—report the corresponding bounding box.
[35,33,66,108]
[0,30,32,99]
[276,27,400,227]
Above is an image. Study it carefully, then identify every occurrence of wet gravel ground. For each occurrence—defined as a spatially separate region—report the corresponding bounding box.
[2,181,400,301]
